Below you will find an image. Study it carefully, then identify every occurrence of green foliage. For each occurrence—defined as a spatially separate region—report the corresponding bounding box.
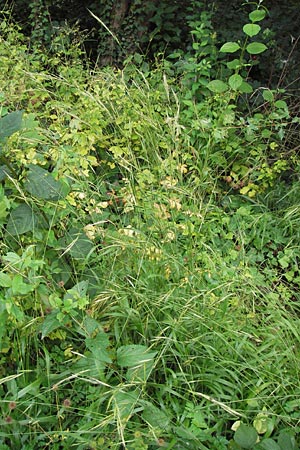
[0,7,300,449]
[168,2,299,197]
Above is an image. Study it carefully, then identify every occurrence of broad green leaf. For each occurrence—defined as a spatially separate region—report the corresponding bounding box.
[234,424,258,449]
[262,89,274,102]
[64,281,89,301]
[6,204,37,236]
[275,100,288,109]
[58,228,94,259]
[12,274,33,295]
[0,110,23,141]
[243,23,261,37]
[239,81,253,93]
[82,316,102,337]
[0,272,11,287]
[41,311,61,339]
[253,438,281,450]
[229,74,243,90]
[278,431,296,450]
[207,80,228,94]
[0,165,12,182]
[142,402,170,429]
[113,390,139,420]
[24,165,70,201]
[227,59,241,70]
[246,42,267,55]
[249,9,266,22]
[85,332,112,364]
[117,344,156,368]
[220,42,240,53]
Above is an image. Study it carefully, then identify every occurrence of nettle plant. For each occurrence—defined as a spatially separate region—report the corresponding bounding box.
[175,3,294,197]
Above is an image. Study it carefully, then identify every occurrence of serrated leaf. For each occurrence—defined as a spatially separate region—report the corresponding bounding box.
[220,42,240,53]
[142,402,170,429]
[0,110,23,141]
[234,424,258,449]
[6,204,37,236]
[40,311,61,339]
[207,80,228,93]
[262,89,274,102]
[82,316,102,337]
[246,42,267,55]
[85,332,112,364]
[24,165,70,201]
[117,345,156,368]
[243,23,261,37]
[249,9,266,22]
[229,74,243,90]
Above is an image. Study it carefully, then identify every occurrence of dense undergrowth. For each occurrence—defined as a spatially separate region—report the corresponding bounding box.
[0,5,300,449]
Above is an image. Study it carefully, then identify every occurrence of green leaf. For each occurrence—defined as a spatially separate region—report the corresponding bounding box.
[262,90,274,102]
[0,165,12,181]
[254,438,281,450]
[278,431,296,450]
[275,100,288,109]
[142,402,170,429]
[227,59,241,70]
[0,110,23,141]
[243,23,261,37]
[220,42,241,53]
[113,390,139,420]
[249,9,266,22]
[85,332,112,364]
[40,311,61,339]
[6,204,37,236]
[82,316,102,337]
[24,165,70,201]
[229,74,243,90]
[58,228,94,259]
[117,345,156,368]
[246,42,267,55]
[238,81,253,94]
[64,281,89,301]
[12,274,33,295]
[0,272,11,287]
[207,80,228,93]
[234,424,258,449]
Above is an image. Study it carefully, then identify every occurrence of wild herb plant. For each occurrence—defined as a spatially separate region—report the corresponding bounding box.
[0,6,300,450]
